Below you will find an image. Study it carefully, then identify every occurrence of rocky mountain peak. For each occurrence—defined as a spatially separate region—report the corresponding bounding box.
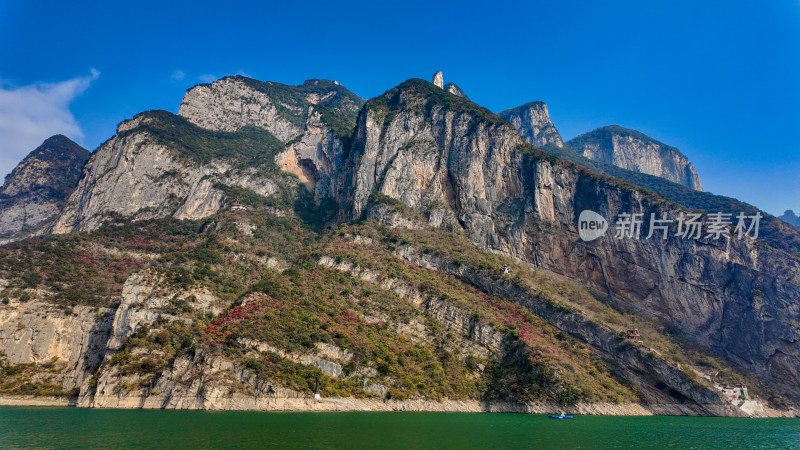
[52,76,366,234]
[341,77,527,221]
[499,101,564,149]
[780,210,800,227]
[0,135,89,243]
[178,75,363,140]
[432,71,444,89]
[566,125,703,190]
[1,135,88,196]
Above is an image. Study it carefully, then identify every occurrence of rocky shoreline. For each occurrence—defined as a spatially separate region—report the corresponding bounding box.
[1,395,795,418]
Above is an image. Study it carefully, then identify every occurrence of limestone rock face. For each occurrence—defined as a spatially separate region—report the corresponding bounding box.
[179,76,303,141]
[5,74,800,409]
[0,298,113,390]
[179,76,363,199]
[444,82,468,99]
[338,79,800,402]
[432,71,444,89]
[54,76,364,233]
[499,101,564,149]
[567,125,703,190]
[53,113,278,233]
[0,135,89,243]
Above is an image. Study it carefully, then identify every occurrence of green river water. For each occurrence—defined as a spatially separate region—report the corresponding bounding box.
[1,407,799,448]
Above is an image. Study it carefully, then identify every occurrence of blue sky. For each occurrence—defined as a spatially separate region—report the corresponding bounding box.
[1,0,798,215]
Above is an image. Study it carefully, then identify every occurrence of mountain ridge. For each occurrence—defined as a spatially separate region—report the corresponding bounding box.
[566,125,703,190]
[0,73,798,416]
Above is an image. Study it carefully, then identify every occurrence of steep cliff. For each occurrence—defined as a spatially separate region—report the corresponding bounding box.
[179,76,363,200]
[336,78,800,405]
[52,111,284,233]
[0,135,89,243]
[566,125,703,190]
[499,101,565,149]
[54,76,364,234]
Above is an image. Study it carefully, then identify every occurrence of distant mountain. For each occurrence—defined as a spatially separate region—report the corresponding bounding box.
[566,125,702,190]
[498,101,564,149]
[780,210,800,227]
[0,135,89,243]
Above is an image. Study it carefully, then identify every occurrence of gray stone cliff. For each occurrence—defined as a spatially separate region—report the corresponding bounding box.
[432,71,444,89]
[566,125,703,190]
[499,101,565,149]
[0,135,89,243]
[54,76,363,233]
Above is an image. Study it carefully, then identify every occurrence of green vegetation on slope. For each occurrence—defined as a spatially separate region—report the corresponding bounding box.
[369,78,506,128]
[317,225,637,403]
[0,206,639,405]
[121,110,285,169]
[0,353,78,398]
[335,218,776,401]
[0,198,776,405]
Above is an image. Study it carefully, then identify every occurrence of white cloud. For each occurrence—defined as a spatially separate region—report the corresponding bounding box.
[0,69,99,179]
[170,70,185,81]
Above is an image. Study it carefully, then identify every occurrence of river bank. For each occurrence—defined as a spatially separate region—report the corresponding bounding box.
[1,395,795,417]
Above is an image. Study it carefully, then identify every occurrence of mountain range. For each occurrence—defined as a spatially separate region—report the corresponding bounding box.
[0,72,798,416]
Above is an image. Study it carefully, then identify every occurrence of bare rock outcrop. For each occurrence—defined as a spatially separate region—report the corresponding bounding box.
[444,82,468,99]
[53,113,277,233]
[0,135,89,243]
[53,76,363,233]
[0,299,113,390]
[499,101,564,149]
[179,76,363,199]
[567,125,703,190]
[179,76,303,141]
[432,71,444,89]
